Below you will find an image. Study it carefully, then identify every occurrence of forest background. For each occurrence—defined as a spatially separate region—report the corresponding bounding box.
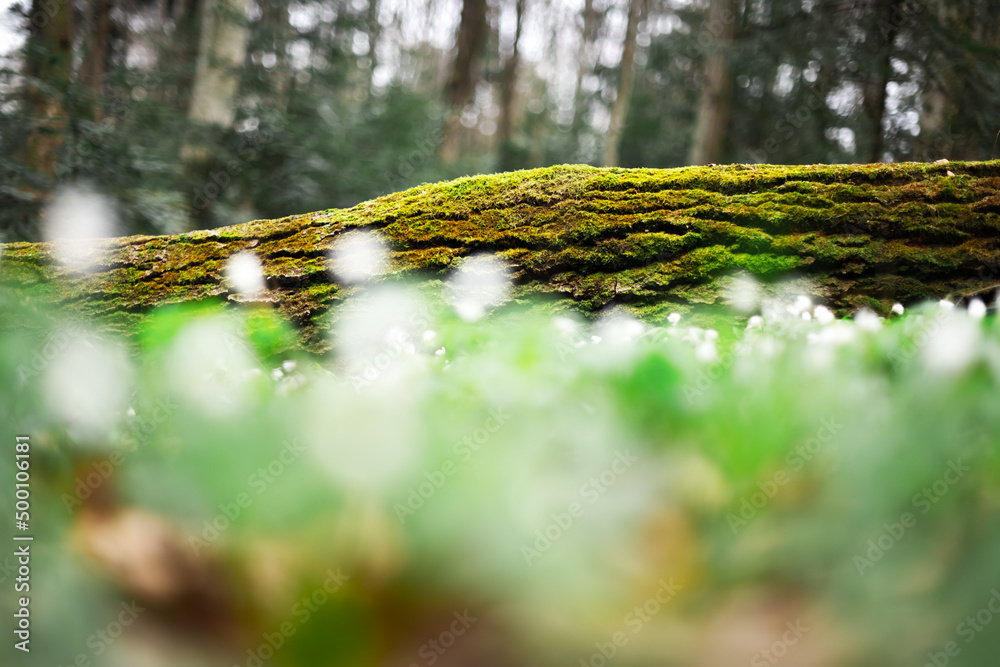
[0,0,997,241]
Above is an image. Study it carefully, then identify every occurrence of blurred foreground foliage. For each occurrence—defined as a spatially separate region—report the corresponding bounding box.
[2,282,1000,667]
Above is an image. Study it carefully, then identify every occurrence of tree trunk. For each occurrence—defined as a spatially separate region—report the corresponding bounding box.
[186,0,252,131]
[688,0,737,165]
[603,0,643,167]
[366,0,382,90]
[260,0,293,112]
[571,0,600,140]
[181,0,251,225]
[79,0,115,117]
[496,0,525,172]
[3,162,1000,351]
[22,0,76,179]
[862,0,901,163]
[440,0,488,162]
[162,0,205,113]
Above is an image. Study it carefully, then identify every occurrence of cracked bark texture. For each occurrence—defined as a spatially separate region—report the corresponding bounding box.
[3,162,1000,350]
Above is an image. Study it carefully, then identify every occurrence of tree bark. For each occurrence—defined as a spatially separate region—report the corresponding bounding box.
[79,0,115,115]
[22,0,75,179]
[186,0,251,131]
[440,0,489,162]
[3,162,1000,351]
[161,0,205,113]
[259,0,293,112]
[688,0,737,166]
[603,0,644,167]
[181,0,251,224]
[496,0,525,171]
[862,0,901,163]
[571,0,600,139]
[365,0,382,90]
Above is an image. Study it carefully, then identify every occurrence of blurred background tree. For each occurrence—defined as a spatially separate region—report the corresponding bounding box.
[0,0,997,241]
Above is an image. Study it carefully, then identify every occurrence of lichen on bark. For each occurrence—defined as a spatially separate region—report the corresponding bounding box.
[3,161,1000,351]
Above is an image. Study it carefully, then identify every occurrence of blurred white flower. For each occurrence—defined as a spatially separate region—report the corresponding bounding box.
[42,186,119,270]
[449,254,510,321]
[924,317,979,374]
[854,309,882,332]
[552,316,579,336]
[939,299,955,311]
[225,251,266,296]
[808,321,857,346]
[336,285,425,378]
[330,230,388,284]
[968,298,987,320]
[166,317,258,417]
[813,305,835,325]
[44,332,131,443]
[747,315,763,330]
[891,303,905,316]
[667,313,681,326]
[793,295,812,313]
[595,312,645,344]
[695,341,718,363]
[725,274,762,313]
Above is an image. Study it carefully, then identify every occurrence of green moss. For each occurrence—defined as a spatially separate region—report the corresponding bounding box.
[304,282,337,300]
[3,160,1000,350]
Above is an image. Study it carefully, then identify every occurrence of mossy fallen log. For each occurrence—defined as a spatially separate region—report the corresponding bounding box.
[3,161,1000,349]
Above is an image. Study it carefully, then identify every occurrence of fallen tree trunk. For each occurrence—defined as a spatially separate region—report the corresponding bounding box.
[3,162,1000,349]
